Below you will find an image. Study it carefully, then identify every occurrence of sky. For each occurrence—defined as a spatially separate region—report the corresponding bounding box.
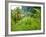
[11,5,22,10]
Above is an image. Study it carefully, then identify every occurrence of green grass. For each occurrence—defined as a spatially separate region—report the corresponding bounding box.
[11,17,41,31]
[11,7,41,31]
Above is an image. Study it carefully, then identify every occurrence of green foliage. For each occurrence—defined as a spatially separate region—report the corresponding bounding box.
[11,7,41,31]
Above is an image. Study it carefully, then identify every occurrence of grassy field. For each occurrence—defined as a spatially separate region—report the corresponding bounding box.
[11,17,41,31]
[11,6,41,31]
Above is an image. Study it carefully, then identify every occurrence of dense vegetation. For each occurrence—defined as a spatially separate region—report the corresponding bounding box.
[11,6,41,31]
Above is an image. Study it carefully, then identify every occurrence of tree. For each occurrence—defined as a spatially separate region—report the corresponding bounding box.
[31,7,41,18]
